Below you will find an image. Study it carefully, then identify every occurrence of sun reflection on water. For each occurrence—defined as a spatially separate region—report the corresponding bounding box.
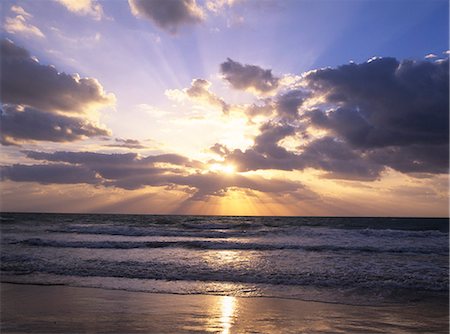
[219,296,236,334]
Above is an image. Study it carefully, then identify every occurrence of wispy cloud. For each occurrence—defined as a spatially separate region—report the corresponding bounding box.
[104,138,147,149]
[4,6,44,38]
[166,79,230,113]
[54,0,104,20]
[425,53,437,59]
[10,5,32,18]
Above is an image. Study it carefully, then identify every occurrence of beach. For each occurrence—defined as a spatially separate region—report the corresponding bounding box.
[1,213,448,333]
[1,283,448,333]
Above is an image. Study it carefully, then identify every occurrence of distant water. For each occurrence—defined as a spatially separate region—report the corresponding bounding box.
[1,213,448,306]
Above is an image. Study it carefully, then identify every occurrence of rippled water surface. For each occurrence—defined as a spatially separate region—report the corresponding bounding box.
[1,213,448,305]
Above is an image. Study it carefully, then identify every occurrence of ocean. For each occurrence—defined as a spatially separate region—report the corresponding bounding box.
[1,213,448,307]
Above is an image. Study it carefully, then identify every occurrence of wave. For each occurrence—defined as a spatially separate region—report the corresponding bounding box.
[2,213,448,232]
[180,222,259,230]
[1,256,448,293]
[12,238,449,255]
[45,226,254,238]
[43,224,449,241]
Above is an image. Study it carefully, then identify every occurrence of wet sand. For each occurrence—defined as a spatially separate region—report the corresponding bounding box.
[1,283,448,333]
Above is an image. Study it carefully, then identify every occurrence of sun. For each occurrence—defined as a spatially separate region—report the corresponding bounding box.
[209,163,236,175]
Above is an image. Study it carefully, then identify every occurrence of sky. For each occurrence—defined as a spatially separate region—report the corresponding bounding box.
[0,0,449,216]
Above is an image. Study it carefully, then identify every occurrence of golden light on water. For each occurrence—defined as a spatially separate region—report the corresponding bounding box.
[219,296,236,334]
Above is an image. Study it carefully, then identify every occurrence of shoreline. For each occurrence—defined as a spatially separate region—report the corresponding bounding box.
[1,279,447,308]
[1,282,448,333]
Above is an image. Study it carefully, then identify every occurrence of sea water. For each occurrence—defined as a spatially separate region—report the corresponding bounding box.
[1,213,448,306]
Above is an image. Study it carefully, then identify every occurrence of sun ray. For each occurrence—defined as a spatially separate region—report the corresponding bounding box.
[208,163,236,175]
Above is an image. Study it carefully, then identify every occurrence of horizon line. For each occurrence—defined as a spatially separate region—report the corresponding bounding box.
[1,211,448,219]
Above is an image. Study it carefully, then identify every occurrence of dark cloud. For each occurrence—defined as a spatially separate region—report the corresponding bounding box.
[1,37,29,58]
[299,137,384,180]
[304,57,449,175]
[128,0,204,34]
[253,122,296,159]
[4,150,311,199]
[24,150,203,171]
[1,164,100,184]
[223,122,304,172]
[220,56,449,179]
[210,143,230,156]
[0,39,114,146]
[223,127,382,180]
[185,79,229,113]
[143,153,202,167]
[105,138,147,149]
[275,90,305,120]
[225,147,300,172]
[218,121,301,172]
[220,58,279,94]
[245,98,274,117]
[165,172,303,200]
[1,39,115,115]
[305,57,449,149]
[0,105,110,146]
[21,151,197,188]
[368,144,448,174]
[24,150,140,165]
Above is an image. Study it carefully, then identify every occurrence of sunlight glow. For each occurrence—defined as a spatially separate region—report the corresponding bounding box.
[209,163,236,175]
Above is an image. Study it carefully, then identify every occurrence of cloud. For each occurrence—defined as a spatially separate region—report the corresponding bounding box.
[3,150,312,200]
[253,122,296,158]
[144,153,202,167]
[129,0,204,34]
[23,150,202,176]
[4,8,44,38]
[105,138,147,149]
[1,164,100,184]
[275,89,306,120]
[0,105,110,146]
[164,89,187,102]
[54,0,103,20]
[299,137,384,180]
[218,56,448,179]
[165,172,303,200]
[1,39,115,115]
[206,0,238,13]
[217,120,381,180]
[245,98,274,117]
[166,79,230,113]
[0,39,115,145]
[205,0,245,28]
[10,6,32,18]
[220,58,279,94]
[425,53,437,59]
[210,143,230,156]
[219,122,305,172]
[304,57,449,174]
[185,79,230,113]
[305,57,448,148]
[25,150,140,166]
[368,144,449,174]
